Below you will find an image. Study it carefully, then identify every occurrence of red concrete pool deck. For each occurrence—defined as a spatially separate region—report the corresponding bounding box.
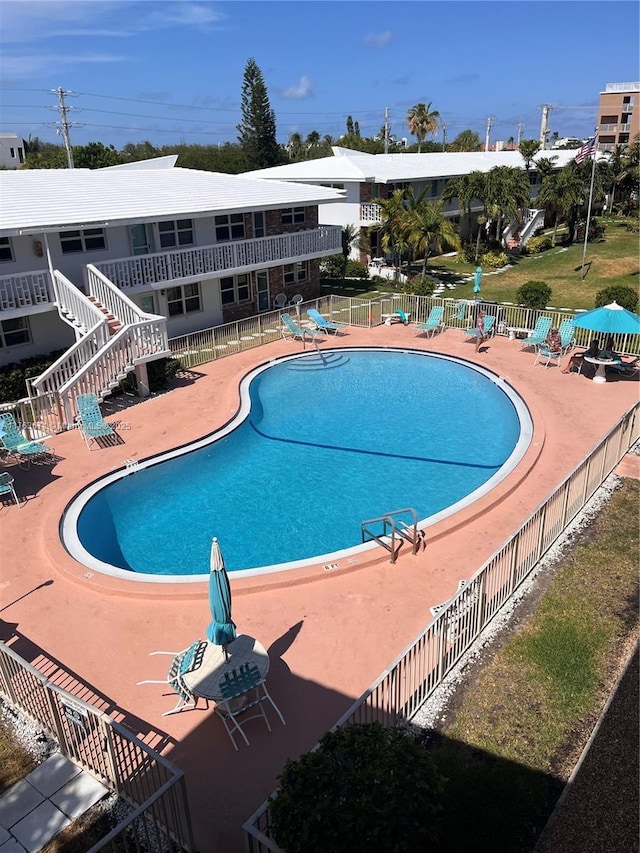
[1,325,638,852]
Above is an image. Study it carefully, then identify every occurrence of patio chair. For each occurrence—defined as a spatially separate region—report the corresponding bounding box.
[520,317,552,351]
[557,319,575,355]
[137,639,207,716]
[0,472,21,507]
[462,314,495,343]
[0,413,54,469]
[214,662,285,750]
[307,308,348,335]
[447,300,468,327]
[533,342,563,369]
[280,313,322,345]
[76,393,116,449]
[415,306,444,338]
[272,293,287,310]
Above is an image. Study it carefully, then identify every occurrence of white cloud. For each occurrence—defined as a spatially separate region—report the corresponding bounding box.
[364,31,393,48]
[0,1,226,44]
[282,75,314,100]
[1,52,125,79]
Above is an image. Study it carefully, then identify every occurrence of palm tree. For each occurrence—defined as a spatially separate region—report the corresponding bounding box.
[518,139,541,173]
[341,224,359,280]
[375,190,411,280]
[486,166,531,242]
[442,173,479,242]
[405,102,440,153]
[405,201,461,277]
[537,165,588,244]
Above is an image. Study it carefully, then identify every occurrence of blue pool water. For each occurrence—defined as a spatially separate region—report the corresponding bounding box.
[66,349,530,578]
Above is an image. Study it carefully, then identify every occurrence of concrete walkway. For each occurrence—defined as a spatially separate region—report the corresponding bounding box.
[0,754,108,852]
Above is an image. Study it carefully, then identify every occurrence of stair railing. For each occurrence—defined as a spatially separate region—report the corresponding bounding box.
[53,271,108,335]
[86,265,164,328]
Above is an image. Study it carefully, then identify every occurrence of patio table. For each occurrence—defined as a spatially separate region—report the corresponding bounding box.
[506,326,533,341]
[583,355,618,384]
[181,635,269,702]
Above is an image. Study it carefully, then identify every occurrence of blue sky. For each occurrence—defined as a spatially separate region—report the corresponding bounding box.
[1,0,638,151]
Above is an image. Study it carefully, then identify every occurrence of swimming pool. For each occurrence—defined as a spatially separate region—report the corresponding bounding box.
[62,348,532,581]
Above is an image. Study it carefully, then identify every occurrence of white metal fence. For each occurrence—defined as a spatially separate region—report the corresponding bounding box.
[0,641,195,852]
[242,402,640,852]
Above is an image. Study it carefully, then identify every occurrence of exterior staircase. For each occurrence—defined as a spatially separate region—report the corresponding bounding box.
[29,265,170,430]
[503,208,546,250]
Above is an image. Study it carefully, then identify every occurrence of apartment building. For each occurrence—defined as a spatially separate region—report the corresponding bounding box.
[247,146,580,261]
[0,158,342,421]
[0,133,26,169]
[596,82,639,152]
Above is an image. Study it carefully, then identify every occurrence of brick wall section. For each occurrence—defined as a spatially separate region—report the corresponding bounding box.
[264,205,318,236]
[220,258,321,323]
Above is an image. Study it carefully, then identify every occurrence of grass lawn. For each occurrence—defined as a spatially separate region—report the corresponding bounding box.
[323,217,639,312]
[426,477,639,851]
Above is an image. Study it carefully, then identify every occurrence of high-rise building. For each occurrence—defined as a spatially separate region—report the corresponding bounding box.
[596,82,639,152]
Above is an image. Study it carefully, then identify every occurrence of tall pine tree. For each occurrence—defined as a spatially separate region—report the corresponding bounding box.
[237,58,282,170]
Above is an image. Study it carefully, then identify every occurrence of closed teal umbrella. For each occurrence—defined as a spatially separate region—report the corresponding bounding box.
[206,538,236,659]
[473,266,482,295]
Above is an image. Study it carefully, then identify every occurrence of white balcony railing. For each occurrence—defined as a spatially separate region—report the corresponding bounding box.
[599,124,618,133]
[53,271,109,336]
[94,226,342,290]
[0,269,53,313]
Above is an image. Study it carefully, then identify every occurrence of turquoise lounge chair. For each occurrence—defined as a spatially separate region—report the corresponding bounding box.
[0,413,54,469]
[557,319,575,354]
[76,393,116,449]
[462,314,495,342]
[306,308,347,335]
[415,306,444,338]
[520,317,552,351]
[280,313,322,346]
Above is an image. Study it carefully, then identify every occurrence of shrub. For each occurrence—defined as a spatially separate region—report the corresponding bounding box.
[147,357,181,391]
[595,286,639,313]
[0,350,66,403]
[345,259,370,279]
[319,253,343,278]
[524,235,552,254]
[480,250,509,269]
[269,723,444,853]
[403,274,437,297]
[517,280,552,309]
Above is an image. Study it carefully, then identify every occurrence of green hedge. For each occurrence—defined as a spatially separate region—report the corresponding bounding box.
[0,350,66,403]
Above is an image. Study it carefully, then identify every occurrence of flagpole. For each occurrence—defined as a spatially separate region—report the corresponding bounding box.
[580,126,598,281]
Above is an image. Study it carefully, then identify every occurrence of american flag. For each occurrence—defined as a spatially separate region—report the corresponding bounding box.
[575,137,596,164]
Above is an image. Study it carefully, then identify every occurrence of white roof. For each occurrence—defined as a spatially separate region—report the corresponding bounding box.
[0,166,344,236]
[246,146,589,184]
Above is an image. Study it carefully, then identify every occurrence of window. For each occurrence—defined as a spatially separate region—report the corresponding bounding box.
[215,214,245,242]
[600,114,618,125]
[166,282,201,316]
[283,261,308,286]
[0,237,14,262]
[60,228,106,254]
[253,212,265,238]
[220,273,250,305]
[0,317,30,348]
[320,183,345,190]
[158,219,194,249]
[281,207,305,225]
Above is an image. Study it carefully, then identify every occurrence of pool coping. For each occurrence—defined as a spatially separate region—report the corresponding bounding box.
[58,348,540,595]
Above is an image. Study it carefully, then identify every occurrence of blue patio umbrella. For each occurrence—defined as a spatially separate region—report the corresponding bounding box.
[571,301,640,336]
[206,537,236,659]
[473,266,482,295]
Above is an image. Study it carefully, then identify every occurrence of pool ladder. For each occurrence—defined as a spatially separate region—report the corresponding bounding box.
[361,508,421,564]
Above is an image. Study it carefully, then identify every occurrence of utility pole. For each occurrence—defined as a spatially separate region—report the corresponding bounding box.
[484,116,494,152]
[442,122,447,152]
[517,122,524,145]
[580,127,599,281]
[539,105,551,148]
[384,106,389,154]
[52,87,75,168]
